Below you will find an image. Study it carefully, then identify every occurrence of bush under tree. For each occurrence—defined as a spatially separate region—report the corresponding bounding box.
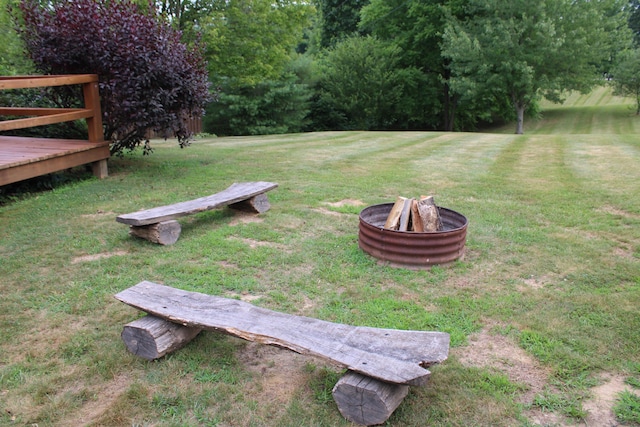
[17,0,211,155]
[610,48,640,114]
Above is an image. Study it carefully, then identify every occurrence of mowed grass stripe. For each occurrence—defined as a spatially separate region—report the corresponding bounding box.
[490,86,636,135]
[567,135,640,211]
[286,132,447,168]
[554,85,630,107]
[408,133,517,190]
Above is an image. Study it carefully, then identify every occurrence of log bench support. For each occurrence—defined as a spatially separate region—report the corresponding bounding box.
[122,314,202,360]
[333,371,409,426]
[115,281,449,425]
[116,181,278,245]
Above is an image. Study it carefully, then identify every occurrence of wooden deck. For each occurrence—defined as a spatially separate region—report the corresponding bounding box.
[0,135,110,186]
[0,74,110,187]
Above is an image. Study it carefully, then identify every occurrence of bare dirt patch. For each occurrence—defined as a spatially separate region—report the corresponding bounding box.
[312,207,345,217]
[454,327,551,405]
[326,199,365,208]
[218,260,240,269]
[228,211,265,226]
[598,204,640,220]
[454,327,566,426]
[582,373,640,427]
[455,327,640,426]
[614,244,636,260]
[230,237,287,250]
[72,250,128,264]
[80,210,116,218]
[237,343,312,406]
[313,199,366,217]
[225,291,264,303]
[521,274,557,290]
[56,374,132,426]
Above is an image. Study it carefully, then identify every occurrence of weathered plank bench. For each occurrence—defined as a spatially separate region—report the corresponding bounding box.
[115,281,450,426]
[115,181,278,245]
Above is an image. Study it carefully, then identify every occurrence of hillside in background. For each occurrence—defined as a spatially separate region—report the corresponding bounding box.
[489,86,639,134]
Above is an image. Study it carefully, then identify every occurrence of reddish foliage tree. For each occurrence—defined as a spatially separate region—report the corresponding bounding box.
[18,0,211,154]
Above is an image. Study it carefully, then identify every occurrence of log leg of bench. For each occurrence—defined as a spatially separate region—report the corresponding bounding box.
[228,193,271,214]
[332,371,409,426]
[129,220,181,245]
[121,315,201,360]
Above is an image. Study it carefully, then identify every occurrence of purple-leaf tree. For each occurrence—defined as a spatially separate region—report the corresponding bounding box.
[18,0,211,155]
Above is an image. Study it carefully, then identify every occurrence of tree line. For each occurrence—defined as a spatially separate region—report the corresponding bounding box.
[1,0,640,154]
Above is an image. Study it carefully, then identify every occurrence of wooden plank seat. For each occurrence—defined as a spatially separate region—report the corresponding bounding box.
[115,181,278,245]
[115,281,450,426]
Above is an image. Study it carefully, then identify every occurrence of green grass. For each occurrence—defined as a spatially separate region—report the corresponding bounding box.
[1,86,640,426]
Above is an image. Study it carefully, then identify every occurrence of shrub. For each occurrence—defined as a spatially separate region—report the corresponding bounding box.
[17,0,211,154]
[317,36,423,131]
[205,77,312,136]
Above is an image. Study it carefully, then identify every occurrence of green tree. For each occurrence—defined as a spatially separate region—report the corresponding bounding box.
[318,0,369,48]
[610,48,640,113]
[204,76,313,135]
[359,0,470,131]
[155,0,221,43]
[0,0,32,75]
[317,35,420,130]
[442,0,632,134]
[628,0,640,45]
[198,0,314,136]
[202,0,314,87]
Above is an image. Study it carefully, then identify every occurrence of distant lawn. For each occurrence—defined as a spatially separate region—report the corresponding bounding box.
[491,85,640,135]
[0,86,639,426]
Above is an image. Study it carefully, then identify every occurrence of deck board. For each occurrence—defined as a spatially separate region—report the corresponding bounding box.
[0,135,110,186]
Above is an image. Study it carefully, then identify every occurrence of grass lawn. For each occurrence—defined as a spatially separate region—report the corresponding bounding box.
[1,86,639,426]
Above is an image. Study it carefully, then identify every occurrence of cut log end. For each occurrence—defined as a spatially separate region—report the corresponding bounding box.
[129,220,181,245]
[228,193,271,214]
[384,196,408,230]
[332,371,410,426]
[121,315,201,360]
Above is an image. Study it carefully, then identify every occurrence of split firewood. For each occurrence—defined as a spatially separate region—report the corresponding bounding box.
[385,194,442,232]
[417,195,441,232]
[384,196,407,230]
[398,198,414,231]
[410,199,424,232]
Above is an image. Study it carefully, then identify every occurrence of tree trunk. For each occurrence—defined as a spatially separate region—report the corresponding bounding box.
[515,102,525,135]
[442,69,457,132]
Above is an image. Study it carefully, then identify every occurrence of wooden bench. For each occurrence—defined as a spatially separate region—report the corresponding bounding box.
[115,281,450,426]
[115,181,278,245]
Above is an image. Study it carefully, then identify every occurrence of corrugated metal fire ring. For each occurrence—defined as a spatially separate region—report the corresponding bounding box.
[358,203,468,269]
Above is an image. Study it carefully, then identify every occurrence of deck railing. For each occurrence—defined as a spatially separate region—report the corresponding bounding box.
[0,74,110,186]
[0,74,105,143]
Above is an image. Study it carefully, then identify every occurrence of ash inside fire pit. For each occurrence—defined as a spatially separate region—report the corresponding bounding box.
[358,203,468,269]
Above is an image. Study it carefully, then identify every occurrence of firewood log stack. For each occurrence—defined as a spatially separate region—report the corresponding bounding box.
[384,195,443,232]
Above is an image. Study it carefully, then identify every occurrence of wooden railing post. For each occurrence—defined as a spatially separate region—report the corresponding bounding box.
[82,78,105,143]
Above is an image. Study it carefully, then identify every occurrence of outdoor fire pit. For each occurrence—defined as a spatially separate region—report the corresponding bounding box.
[358,203,468,269]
